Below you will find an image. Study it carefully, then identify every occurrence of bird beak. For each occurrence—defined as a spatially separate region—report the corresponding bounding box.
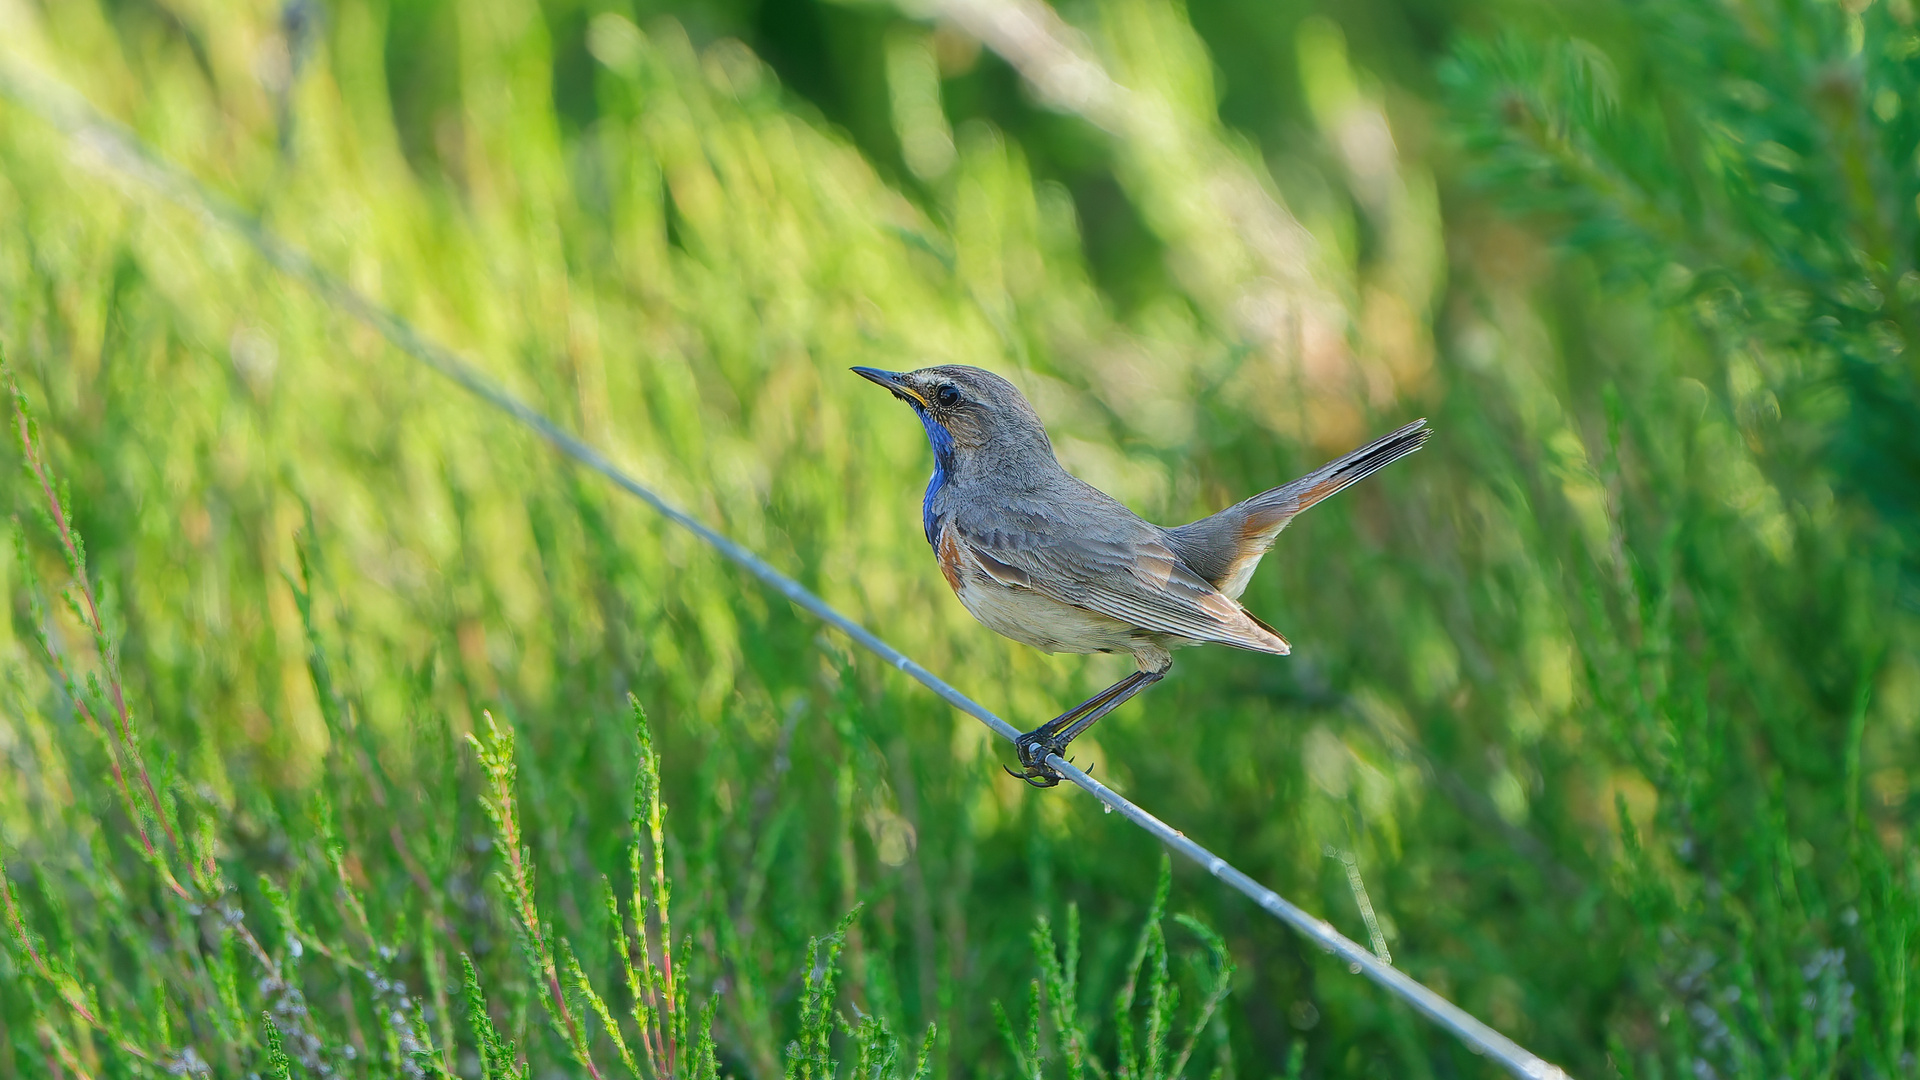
[851,367,928,408]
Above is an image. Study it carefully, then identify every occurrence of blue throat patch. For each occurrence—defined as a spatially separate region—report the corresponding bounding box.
[913,407,956,546]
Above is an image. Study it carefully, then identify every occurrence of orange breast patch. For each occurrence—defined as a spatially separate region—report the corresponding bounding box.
[936,526,965,592]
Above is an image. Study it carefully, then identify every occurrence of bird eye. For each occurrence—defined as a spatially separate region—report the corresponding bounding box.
[934,383,963,408]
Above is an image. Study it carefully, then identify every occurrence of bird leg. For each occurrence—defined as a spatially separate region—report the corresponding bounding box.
[1007,668,1168,788]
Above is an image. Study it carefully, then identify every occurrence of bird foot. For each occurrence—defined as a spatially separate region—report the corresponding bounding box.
[1006,731,1069,788]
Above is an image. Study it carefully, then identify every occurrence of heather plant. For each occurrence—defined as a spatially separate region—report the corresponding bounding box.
[1441,2,1920,1074]
[0,359,1236,1074]
[0,0,1915,1076]
[995,860,1235,1080]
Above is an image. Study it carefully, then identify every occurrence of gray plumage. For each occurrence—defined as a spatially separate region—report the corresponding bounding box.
[854,363,1430,785]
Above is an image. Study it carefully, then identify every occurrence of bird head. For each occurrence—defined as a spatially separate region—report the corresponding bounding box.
[852,365,1057,479]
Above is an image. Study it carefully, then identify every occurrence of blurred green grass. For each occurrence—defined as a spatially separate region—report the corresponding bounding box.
[1,0,1916,1077]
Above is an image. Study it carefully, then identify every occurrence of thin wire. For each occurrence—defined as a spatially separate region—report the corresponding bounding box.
[0,58,1572,1080]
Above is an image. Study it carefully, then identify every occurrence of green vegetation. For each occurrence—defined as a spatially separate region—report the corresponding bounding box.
[0,0,1915,1076]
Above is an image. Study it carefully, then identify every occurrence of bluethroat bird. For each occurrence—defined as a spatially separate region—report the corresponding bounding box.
[855,365,1430,787]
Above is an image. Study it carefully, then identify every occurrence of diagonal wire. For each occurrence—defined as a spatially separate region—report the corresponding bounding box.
[0,57,1573,1080]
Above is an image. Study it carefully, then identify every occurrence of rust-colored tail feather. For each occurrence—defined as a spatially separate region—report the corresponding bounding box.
[1268,418,1431,518]
[1164,418,1430,599]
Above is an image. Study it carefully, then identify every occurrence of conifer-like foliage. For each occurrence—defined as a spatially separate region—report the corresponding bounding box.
[1445,0,1920,586]
[1440,3,1920,1076]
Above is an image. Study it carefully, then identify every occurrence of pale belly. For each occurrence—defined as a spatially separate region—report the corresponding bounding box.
[941,570,1176,676]
[953,574,1136,654]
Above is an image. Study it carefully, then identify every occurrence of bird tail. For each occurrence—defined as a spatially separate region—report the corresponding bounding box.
[1164,418,1430,599]
[1254,418,1431,518]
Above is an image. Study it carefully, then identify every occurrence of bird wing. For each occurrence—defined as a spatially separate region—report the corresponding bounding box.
[954,522,1291,655]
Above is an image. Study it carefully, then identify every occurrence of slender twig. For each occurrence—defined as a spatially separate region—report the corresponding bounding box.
[0,57,1574,1080]
[2,868,103,1030]
[9,405,191,900]
[2,855,173,1069]
[32,631,153,861]
[1327,847,1392,965]
[13,410,178,855]
[468,714,606,1080]
[39,1022,90,1080]
[4,360,322,1068]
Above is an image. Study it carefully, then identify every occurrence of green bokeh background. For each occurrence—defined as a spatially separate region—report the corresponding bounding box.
[2,0,1917,1076]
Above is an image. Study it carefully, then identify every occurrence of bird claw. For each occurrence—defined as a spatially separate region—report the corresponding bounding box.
[1008,732,1067,788]
[1003,762,1061,788]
